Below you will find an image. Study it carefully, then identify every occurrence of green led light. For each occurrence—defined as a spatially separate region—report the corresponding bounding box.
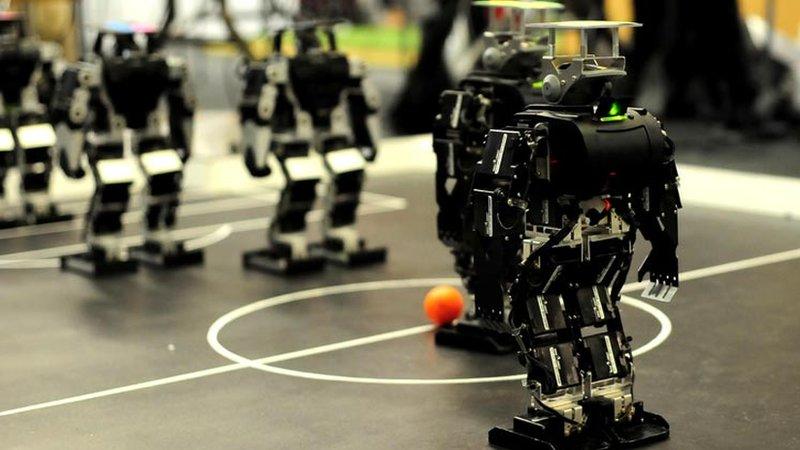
[600,114,627,122]
[532,80,543,90]
[607,101,622,116]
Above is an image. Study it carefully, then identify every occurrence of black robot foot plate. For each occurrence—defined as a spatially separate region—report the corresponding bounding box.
[489,403,668,450]
[60,252,139,277]
[130,243,204,268]
[243,248,326,275]
[0,208,72,229]
[29,210,73,225]
[310,243,387,267]
[435,318,516,354]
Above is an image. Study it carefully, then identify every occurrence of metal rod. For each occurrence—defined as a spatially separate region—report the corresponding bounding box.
[611,28,619,57]
[580,29,587,57]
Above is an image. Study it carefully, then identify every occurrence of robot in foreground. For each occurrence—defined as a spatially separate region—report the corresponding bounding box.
[53,22,198,275]
[0,11,70,227]
[238,20,385,274]
[433,0,563,353]
[473,22,680,448]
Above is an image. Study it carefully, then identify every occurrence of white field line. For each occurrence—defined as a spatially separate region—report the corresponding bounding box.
[204,281,668,385]
[1,246,799,416]
[0,190,277,241]
[0,197,405,265]
[0,325,435,418]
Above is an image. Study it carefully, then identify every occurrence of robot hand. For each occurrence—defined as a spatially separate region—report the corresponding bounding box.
[244,145,271,177]
[59,149,86,179]
[360,146,376,163]
[637,247,679,302]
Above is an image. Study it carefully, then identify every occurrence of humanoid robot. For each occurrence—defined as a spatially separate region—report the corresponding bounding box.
[433,1,563,353]
[0,11,71,227]
[472,22,680,448]
[52,22,199,275]
[239,20,385,274]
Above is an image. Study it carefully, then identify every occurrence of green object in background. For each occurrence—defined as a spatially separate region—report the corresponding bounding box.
[531,80,543,90]
[600,114,627,122]
[336,24,421,51]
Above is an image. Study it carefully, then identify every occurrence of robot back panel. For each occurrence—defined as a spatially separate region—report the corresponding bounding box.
[516,105,672,199]
[0,44,39,105]
[102,56,170,130]
[287,52,351,128]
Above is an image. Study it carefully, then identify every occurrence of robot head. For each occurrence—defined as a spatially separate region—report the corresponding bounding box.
[273,19,344,56]
[93,21,161,58]
[472,1,564,72]
[0,11,26,46]
[527,20,641,105]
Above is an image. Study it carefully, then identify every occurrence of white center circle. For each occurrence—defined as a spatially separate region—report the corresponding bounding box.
[207,278,672,385]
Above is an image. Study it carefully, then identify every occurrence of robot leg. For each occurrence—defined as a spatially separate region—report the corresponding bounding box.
[61,155,138,276]
[243,143,326,275]
[129,149,203,267]
[16,121,72,224]
[0,126,18,227]
[313,140,386,266]
[490,250,669,449]
[434,237,516,354]
[434,132,516,353]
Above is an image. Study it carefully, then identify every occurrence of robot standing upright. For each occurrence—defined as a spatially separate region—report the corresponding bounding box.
[0,11,70,227]
[433,1,563,353]
[239,20,385,274]
[52,23,199,275]
[472,22,680,448]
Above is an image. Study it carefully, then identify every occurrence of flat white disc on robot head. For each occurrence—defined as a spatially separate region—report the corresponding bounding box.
[527,20,642,30]
[96,158,137,184]
[284,155,325,181]
[473,1,564,11]
[139,149,183,176]
[0,129,14,152]
[325,148,365,174]
[16,124,57,150]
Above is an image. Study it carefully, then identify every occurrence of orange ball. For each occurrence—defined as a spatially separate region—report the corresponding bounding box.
[423,285,465,326]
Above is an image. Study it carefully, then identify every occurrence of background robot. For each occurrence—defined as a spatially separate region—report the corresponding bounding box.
[433,1,563,353]
[238,19,385,275]
[53,21,198,275]
[471,22,680,448]
[0,11,70,227]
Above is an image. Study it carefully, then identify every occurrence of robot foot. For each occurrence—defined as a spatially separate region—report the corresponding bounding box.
[489,402,668,450]
[311,237,387,267]
[0,217,22,229]
[130,241,204,268]
[60,251,139,277]
[243,247,326,275]
[600,403,669,448]
[0,205,73,228]
[435,318,515,354]
[25,203,73,225]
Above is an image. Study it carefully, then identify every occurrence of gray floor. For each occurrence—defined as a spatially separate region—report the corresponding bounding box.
[1,172,800,449]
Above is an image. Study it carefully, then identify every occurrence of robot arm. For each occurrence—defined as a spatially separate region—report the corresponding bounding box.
[34,41,60,109]
[470,129,531,322]
[166,57,196,162]
[346,60,380,162]
[633,149,681,301]
[240,62,277,177]
[51,63,97,179]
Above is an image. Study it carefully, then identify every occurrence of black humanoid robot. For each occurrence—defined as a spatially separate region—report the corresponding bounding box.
[433,1,563,354]
[238,20,385,275]
[52,22,199,276]
[0,11,71,227]
[473,22,680,449]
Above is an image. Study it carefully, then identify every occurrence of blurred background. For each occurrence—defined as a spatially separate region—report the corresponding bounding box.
[7,0,800,175]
